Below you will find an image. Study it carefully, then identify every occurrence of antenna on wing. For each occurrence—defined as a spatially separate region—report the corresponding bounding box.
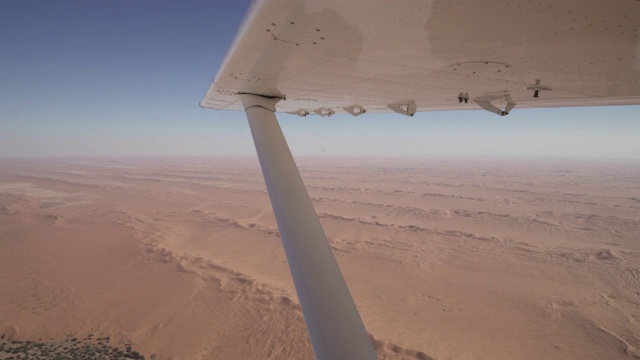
[527,79,552,98]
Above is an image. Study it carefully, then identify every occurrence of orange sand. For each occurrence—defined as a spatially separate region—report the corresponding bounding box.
[1,157,638,359]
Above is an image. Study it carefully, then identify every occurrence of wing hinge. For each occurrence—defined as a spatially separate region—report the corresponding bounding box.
[476,93,515,116]
[388,100,417,117]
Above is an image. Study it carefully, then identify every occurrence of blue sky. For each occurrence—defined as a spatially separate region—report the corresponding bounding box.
[1,0,638,159]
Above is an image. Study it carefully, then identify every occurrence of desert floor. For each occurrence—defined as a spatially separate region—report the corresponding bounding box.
[0,157,639,360]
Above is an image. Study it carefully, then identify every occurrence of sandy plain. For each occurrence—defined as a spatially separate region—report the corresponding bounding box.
[0,156,639,360]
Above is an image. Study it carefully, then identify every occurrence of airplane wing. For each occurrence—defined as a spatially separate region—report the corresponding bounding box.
[199,2,639,359]
[201,0,640,117]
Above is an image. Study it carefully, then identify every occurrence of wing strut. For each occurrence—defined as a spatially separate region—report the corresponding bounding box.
[240,94,378,360]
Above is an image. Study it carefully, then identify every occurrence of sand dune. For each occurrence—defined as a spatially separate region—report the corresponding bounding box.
[1,157,639,359]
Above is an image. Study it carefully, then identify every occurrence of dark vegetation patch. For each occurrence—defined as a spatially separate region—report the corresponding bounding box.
[0,335,145,360]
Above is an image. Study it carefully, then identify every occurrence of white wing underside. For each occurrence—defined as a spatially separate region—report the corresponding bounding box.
[200,3,639,358]
[201,0,640,115]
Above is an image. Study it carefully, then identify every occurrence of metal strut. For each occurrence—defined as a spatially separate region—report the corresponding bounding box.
[240,94,378,360]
